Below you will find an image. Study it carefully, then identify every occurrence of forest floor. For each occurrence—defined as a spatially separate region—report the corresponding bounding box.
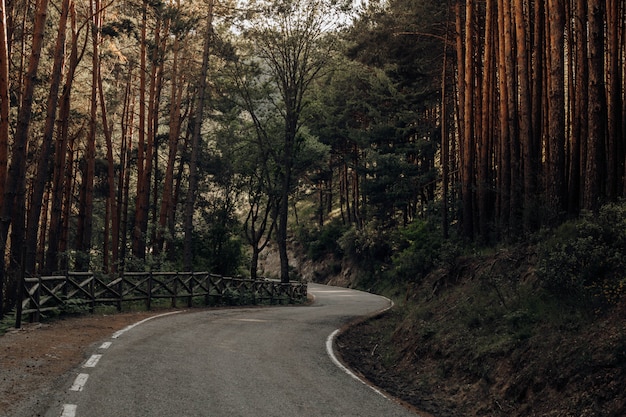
[333,247,626,417]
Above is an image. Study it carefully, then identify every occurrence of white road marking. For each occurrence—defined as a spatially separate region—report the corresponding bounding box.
[326,329,389,399]
[83,354,102,368]
[235,318,267,322]
[324,294,395,401]
[56,311,185,417]
[61,404,77,417]
[70,373,89,391]
[111,310,183,339]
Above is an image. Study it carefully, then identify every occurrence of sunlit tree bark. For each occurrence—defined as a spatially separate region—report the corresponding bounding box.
[0,0,10,316]
[460,0,475,239]
[0,0,49,306]
[45,2,83,274]
[478,0,495,241]
[184,0,214,271]
[25,0,71,274]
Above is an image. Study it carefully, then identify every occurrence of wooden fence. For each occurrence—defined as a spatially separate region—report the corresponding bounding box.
[16,271,307,327]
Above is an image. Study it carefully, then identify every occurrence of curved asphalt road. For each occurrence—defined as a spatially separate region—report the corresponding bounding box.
[44,283,419,417]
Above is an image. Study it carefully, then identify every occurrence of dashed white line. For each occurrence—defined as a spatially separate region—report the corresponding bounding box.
[83,354,102,368]
[70,373,90,391]
[58,311,185,417]
[61,404,77,417]
[99,341,112,349]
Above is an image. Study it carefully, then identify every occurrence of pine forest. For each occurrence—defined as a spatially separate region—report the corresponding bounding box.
[0,0,625,320]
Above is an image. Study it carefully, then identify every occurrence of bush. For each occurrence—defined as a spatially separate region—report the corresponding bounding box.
[297,219,347,261]
[337,221,395,265]
[537,203,626,310]
[391,220,452,283]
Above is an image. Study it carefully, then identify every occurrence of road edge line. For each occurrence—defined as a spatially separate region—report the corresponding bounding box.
[326,328,390,399]
[325,295,395,400]
[111,310,184,339]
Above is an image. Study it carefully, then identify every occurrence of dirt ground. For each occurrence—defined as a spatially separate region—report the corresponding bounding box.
[0,311,162,417]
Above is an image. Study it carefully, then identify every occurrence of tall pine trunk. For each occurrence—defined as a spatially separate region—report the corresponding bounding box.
[184,0,214,271]
[515,0,538,231]
[76,0,100,271]
[0,0,10,316]
[0,0,49,309]
[569,0,587,213]
[156,20,184,257]
[478,0,495,241]
[45,2,80,274]
[25,0,71,274]
[584,0,606,210]
[546,0,566,220]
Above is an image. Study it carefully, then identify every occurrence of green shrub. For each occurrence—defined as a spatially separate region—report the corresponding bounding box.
[391,220,452,283]
[537,203,626,310]
[337,221,395,265]
[298,219,347,261]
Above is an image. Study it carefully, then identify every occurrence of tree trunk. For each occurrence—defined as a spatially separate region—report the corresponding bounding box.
[0,0,9,213]
[606,0,622,200]
[441,23,450,239]
[583,0,606,210]
[116,64,135,272]
[497,0,512,233]
[25,0,71,274]
[98,50,118,274]
[461,0,475,239]
[515,0,538,231]
[0,0,10,316]
[156,22,184,256]
[0,0,49,309]
[478,0,495,241]
[569,0,587,213]
[132,2,148,262]
[184,0,214,271]
[546,0,566,220]
[45,1,81,274]
[75,0,100,271]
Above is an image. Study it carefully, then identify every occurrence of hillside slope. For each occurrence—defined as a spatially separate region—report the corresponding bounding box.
[304,245,626,416]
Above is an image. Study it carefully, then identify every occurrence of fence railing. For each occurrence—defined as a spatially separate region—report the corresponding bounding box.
[16,271,307,327]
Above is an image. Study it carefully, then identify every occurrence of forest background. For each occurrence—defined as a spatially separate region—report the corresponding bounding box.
[0,0,623,306]
[0,0,625,328]
[1,0,626,414]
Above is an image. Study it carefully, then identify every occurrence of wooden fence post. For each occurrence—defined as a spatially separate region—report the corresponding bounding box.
[89,272,95,313]
[187,272,193,308]
[31,275,41,323]
[14,257,26,328]
[117,272,123,312]
[204,272,210,306]
[147,271,153,310]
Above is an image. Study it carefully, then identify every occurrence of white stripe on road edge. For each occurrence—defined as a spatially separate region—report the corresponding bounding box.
[111,310,183,339]
[61,404,77,417]
[326,329,389,399]
[83,354,102,368]
[99,341,112,349]
[324,294,394,400]
[70,373,89,391]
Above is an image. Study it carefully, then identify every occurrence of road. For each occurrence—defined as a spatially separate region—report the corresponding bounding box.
[44,283,419,417]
